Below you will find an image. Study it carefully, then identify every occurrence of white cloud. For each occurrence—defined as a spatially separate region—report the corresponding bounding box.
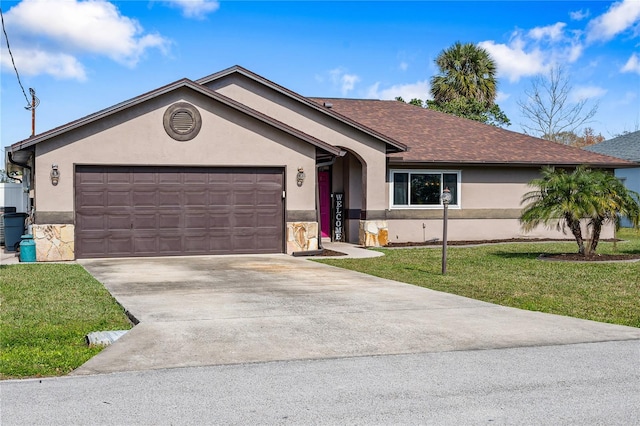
[0,47,87,80]
[495,91,510,102]
[586,0,640,43]
[570,85,607,102]
[366,80,430,101]
[622,53,640,74]
[528,23,567,41]
[399,61,408,71]
[329,67,360,95]
[2,0,170,79]
[570,9,590,21]
[478,38,549,82]
[162,0,220,19]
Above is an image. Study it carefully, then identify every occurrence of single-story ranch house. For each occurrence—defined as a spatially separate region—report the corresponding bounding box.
[7,65,634,261]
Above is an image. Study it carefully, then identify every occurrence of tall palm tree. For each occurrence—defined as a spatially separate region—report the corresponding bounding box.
[520,166,640,255]
[430,42,497,108]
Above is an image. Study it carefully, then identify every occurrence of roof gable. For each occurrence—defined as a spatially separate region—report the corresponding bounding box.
[10,78,343,157]
[309,98,634,168]
[197,65,407,153]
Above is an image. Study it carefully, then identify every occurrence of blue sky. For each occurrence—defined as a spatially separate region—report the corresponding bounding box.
[1,0,639,150]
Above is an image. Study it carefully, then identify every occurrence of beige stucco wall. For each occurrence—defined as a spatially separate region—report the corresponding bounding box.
[461,167,540,209]
[34,90,317,215]
[388,218,615,243]
[210,78,389,212]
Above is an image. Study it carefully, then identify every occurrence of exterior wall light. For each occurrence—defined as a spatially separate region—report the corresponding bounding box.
[441,187,452,275]
[296,167,306,187]
[50,164,60,186]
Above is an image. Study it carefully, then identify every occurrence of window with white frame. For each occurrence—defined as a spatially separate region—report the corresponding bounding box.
[391,170,460,208]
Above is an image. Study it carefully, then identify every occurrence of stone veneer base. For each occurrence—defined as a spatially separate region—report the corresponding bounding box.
[33,224,75,261]
[359,220,388,247]
[286,221,319,254]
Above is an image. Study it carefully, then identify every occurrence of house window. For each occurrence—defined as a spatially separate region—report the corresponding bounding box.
[391,170,460,208]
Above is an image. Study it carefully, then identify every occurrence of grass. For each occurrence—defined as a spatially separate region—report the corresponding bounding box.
[316,228,640,328]
[0,264,132,379]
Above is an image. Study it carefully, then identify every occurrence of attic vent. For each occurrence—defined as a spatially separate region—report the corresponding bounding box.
[163,102,202,141]
[323,102,333,108]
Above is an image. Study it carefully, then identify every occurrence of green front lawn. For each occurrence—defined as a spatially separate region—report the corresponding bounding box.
[0,264,132,379]
[316,228,640,328]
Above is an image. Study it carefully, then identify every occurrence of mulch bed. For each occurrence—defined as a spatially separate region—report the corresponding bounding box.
[539,253,640,262]
[318,249,348,256]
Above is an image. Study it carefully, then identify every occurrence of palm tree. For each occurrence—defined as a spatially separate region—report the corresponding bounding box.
[520,166,590,254]
[430,42,497,107]
[520,166,640,255]
[585,171,640,254]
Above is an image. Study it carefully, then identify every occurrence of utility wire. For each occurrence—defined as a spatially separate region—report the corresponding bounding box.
[0,7,38,110]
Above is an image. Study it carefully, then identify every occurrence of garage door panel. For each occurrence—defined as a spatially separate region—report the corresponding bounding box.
[108,237,134,256]
[158,236,183,253]
[210,191,231,204]
[232,173,257,184]
[235,212,257,227]
[158,190,181,207]
[158,172,181,184]
[184,236,209,252]
[106,171,132,184]
[184,190,207,206]
[133,173,156,184]
[79,191,106,208]
[157,213,181,229]
[132,190,157,206]
[76,166,283,258]
[257,190,281,206]
[76,213,105,231]
[134,213,157,229]
[133,236,158,254]
[234,190,257,206]
[209,212,232,228]
[184,173,208,185]
[107,214,130,231]
[184,213,207,229]
[107,191,131,207]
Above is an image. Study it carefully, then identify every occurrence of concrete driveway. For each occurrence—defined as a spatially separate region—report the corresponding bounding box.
[75,254,640,375]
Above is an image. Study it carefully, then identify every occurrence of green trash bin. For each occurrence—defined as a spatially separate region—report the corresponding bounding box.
[19,234,36,262]
[3,213,28,252]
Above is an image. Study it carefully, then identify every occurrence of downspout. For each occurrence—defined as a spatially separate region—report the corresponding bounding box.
[8,151,33,227]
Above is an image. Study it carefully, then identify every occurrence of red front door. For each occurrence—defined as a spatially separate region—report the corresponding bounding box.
[318,171,331,238]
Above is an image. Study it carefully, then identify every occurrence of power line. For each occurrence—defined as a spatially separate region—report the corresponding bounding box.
[0,6,38,110]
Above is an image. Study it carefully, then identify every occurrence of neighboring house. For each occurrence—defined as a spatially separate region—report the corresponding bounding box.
[584,131,640,227]
[7,66,633,261]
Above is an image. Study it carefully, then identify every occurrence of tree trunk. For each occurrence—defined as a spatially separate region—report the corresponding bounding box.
[566,215,585,255]
[589,218,603,255]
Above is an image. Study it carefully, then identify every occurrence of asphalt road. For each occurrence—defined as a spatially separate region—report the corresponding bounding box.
[3,340,639,425]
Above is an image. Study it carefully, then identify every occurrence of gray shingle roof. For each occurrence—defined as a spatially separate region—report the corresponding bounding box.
[583,131,640,163]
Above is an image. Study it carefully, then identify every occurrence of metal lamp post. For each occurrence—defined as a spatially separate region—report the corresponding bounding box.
[441,187,452,275]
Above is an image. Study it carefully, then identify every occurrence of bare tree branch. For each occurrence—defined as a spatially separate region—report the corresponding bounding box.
[517,66,599,143]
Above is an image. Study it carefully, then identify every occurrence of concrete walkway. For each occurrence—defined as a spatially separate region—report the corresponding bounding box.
[74,254,640,375]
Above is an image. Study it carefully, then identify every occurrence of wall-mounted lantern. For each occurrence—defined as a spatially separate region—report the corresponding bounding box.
[296,167,306,187]
[50,164,60,186]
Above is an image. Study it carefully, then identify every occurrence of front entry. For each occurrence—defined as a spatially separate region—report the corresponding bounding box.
[318,171,331,238]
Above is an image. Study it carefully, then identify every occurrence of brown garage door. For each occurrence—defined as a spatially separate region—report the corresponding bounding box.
[75,166,284,258]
